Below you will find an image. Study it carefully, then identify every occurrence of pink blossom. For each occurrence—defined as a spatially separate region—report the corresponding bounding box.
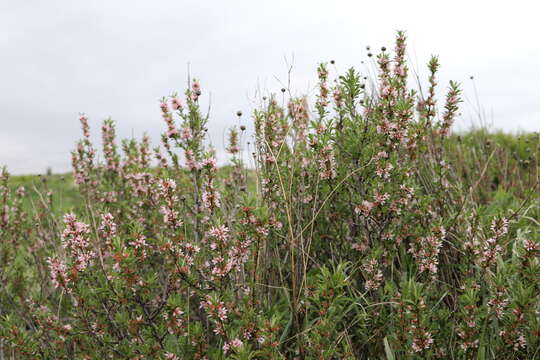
[223,338,243,354]
[230,338,243,348]
[170,97,183,110]
[202,188,221,211]
[363,259,383,291]
[185,150,199,171]
[524,239,539,252]
[319,144,337,180]
[411,330,434,353]
[208,225,229,242]
[355,200,374,216]
[202,157,217,170]
[180,127,193,140]
[47,257,71,292]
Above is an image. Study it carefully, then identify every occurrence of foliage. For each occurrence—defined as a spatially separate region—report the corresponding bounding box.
[1,32,539,359]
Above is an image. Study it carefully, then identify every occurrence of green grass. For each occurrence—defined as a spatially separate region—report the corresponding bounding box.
[7,130,538,218]
[8,173,84,216]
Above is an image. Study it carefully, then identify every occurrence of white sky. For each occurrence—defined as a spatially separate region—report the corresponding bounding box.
[1,0,539,174]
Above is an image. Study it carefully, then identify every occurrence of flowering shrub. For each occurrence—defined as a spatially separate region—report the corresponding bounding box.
[1,32,539,359]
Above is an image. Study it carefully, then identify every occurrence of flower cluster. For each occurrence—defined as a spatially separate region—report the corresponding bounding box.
[408,227,445,277]
[479,217,508,267]
[158,179,182,230]
[362,258,383,291]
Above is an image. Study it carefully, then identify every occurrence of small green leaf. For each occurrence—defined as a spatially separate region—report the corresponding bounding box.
[383,337,395,360]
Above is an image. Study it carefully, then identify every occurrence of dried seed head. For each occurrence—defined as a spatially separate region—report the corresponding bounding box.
[281,88,286,93]
[240,125,246,131]
[330,59,335,64]
[236,110,242,117]
[381,46,386,52]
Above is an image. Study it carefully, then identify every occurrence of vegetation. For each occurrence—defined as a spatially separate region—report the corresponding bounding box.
[1,32,539,359]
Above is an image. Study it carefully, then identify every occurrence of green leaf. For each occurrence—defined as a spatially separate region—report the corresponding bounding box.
[383,337,395,360]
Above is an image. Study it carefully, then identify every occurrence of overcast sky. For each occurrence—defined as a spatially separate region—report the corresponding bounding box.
[1,0,539,174]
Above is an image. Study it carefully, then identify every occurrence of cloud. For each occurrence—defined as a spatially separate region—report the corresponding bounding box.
[1,0,538,174]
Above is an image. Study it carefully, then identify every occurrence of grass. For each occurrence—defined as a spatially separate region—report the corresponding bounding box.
[9,129,538,214]
[8,173,84,216]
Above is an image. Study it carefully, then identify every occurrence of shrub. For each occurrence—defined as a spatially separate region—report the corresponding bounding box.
[0,31,539,359]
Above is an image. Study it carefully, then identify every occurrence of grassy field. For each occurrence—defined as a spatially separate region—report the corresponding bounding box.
[7,173,84,216]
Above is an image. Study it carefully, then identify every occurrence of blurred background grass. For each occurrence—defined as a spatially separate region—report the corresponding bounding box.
[7,130,539,216]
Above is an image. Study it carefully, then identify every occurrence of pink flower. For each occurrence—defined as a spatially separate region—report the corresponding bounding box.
[185,150,199,170]
[374,192,390,205]
[223,338,243,354]
[166,128,178,138]
[99,213,117,238]
[160,206,182,229]
[170,97,183,110]
[180,127,193,140]
[47,257,71,292]
[202,157,217,170]
[202,188,221,211]
[363,259,383,290]
[411,330,434,353]
[375,151,388,160]
[408,227,445,276]
[355,200,374,216]
[159,179,177,191]
[230,338,243,348]
[208,225,229,242]
[61,213,94,272]
[319,144,337,180]
[524,239,539,252]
